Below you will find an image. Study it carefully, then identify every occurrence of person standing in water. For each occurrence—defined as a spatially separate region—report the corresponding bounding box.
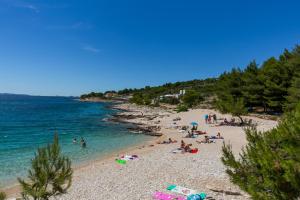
[80,137,87,148]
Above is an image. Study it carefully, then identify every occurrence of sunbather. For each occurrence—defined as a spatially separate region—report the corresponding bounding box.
[184,144,193,152]
[217,118,230,126]
[194,130,207,135]
[196,136,213,144]
[168,138,177,143]
[158,138,177,144]
[185,131,194,138]
[180,140,186,149]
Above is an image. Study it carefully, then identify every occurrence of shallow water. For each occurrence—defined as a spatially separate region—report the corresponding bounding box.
[0,95,150,187]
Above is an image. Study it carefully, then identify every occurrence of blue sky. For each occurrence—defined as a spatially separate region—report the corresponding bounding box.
[0,0,299,96]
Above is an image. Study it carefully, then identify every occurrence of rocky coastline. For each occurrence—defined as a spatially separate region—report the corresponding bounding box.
[107,103,173,137]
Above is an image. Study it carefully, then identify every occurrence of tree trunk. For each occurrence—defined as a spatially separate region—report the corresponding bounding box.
[238,115,244,125]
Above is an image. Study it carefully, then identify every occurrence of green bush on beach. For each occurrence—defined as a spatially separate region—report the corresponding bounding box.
[221,103,300,199]
[18,134,73,200]
[176,104,188,113]
[181,90,203,108]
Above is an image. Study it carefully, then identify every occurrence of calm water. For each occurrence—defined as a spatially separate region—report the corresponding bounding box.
[0,95,149,187]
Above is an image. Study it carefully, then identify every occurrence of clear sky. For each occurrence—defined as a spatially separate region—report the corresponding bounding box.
[0,0,299,96]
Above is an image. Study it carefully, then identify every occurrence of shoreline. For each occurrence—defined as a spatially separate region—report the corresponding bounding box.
[3,133,160,198]
[4,103,278,199]
[2,102,164,198]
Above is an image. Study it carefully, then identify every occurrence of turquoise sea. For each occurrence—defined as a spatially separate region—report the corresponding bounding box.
[0,94,150,188]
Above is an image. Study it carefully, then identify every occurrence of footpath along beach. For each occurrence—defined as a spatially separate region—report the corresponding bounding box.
[55,103,277,200]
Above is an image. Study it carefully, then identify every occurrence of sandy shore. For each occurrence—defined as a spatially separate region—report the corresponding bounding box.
[5,103,277,200]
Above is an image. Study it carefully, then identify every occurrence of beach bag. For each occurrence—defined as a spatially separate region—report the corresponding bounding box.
[190,148,198,153]
[187,193,206,200]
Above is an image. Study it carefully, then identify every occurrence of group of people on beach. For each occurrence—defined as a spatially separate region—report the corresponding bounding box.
[195,132,222,144]
[73,137,87,148]
[204,113,217,124]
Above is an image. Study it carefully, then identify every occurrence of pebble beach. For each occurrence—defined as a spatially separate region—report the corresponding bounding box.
[53,103,277,200]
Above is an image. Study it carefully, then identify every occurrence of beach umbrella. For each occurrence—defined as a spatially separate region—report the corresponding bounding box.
[190,122,198,126]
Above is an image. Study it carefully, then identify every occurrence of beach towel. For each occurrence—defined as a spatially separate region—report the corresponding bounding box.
[171,148,183,154]
[190,148,198,153]
[167,185,198,196]
[167,185,206,199]
[115,159,126,165]
[120,155,138,161]
[153,191,186,200]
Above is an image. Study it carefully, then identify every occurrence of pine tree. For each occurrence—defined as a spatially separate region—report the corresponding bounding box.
[18,134,73,200]
[285,73,300,111]
[242,61,265,108]
[261,57,290,112]
[217,68,244,100]
[221,103,300,199]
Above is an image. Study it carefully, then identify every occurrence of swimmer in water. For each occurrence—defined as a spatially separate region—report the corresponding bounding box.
[80,137,87,148]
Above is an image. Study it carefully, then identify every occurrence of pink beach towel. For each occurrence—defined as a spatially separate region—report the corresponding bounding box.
[153,191,186,200]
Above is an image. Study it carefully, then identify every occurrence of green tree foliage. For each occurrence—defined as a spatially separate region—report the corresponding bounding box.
[18,134,73,200]
[221,103,300,199]
[260,57,290,112]
[217,68,244,100]
[82,45,300,113]
[285,73,300,111]
[176,104,188,113]
[182,90,203,108]
[160,97,180,105]
[129,93,145,105]
[0,192,6,200]
[216,96,247,124]
[242,61,265,107]
[80,92,104,99]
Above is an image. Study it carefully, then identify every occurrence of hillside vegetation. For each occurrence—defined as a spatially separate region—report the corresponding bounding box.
[81,45,300,114]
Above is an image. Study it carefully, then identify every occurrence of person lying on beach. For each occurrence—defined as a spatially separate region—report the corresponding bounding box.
[194,130,207,135]
[217,118,231,126]
[209,132,224,139]
[168,138,177,143]
[196,136,214,144]
[157,138,177,144]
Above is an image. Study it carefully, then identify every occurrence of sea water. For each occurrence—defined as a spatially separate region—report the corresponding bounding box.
[0,95,150,187]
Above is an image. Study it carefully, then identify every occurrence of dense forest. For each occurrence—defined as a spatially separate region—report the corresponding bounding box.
[81,45,300,113]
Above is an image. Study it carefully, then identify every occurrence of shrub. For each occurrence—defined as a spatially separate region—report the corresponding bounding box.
[221,103,300,199]
[0,192,6,200]
[182,90,202,108]
[176,104,188,113]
